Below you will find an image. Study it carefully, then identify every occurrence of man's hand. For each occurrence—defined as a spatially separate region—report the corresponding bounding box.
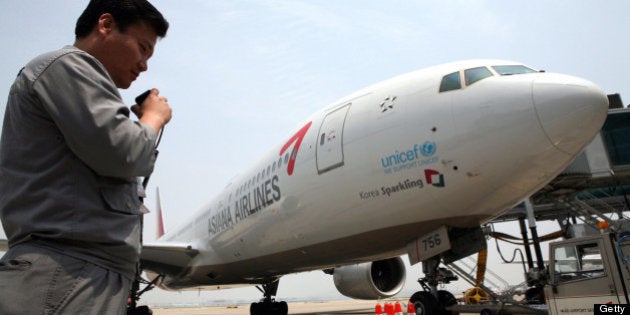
[131,88,172,133]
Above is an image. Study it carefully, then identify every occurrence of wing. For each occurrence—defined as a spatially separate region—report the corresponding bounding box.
[0,239,197,275]
[140,242,199,276]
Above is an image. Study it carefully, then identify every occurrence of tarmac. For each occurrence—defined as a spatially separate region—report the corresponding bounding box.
[151,299,401,315]
[150,299,479,315]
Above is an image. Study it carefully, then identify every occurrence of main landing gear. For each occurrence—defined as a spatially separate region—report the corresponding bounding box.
[250,280,288,315]
[409,257,458,315]
[126,273,163,315]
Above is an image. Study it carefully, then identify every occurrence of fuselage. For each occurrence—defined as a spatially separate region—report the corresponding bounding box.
[156,60,609,289]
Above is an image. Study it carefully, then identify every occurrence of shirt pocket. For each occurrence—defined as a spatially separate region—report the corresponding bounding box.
[99,181,142,215]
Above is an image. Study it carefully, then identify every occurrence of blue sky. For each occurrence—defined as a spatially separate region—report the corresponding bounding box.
[1,0,629,305]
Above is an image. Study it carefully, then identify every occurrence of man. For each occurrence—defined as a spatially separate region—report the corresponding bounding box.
[0,1,171,314]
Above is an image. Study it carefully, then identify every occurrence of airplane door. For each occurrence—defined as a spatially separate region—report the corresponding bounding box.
[316,103,351,174]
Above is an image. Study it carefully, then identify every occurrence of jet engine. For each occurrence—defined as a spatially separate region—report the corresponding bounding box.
[332,257,406,299]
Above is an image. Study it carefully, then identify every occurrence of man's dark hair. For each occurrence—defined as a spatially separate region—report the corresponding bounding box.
[75,0,169,38]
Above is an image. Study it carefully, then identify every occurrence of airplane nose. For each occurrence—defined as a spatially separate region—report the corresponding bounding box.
[532,74,609,155]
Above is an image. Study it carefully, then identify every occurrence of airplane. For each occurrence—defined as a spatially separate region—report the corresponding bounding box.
[1,60,610,315]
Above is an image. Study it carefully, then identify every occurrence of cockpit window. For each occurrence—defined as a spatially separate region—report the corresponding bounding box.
[492,65,537,75]
[439,71,461,92]
[465,67,493,86]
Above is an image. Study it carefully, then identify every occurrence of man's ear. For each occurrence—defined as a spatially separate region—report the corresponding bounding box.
[97,13,116,36]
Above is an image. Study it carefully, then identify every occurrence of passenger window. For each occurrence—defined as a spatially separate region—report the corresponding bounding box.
[465,67,493,86]
[439,72,461,92]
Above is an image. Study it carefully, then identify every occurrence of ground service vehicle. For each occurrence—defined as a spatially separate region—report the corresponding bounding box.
[442,224,630,315]
[544,227,630,314]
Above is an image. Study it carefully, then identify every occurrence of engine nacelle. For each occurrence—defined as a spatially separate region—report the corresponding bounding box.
[332,257,406,300]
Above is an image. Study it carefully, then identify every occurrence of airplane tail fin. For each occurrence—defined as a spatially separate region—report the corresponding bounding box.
[156,187,165,239]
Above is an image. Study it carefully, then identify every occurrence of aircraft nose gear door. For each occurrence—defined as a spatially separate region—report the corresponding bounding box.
[316,103,351,174]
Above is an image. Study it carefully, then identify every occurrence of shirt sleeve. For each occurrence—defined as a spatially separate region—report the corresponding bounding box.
[31,50,157,178]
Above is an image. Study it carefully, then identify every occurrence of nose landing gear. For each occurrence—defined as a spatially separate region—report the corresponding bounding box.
[250,280,288,315]
[409,257,458,315]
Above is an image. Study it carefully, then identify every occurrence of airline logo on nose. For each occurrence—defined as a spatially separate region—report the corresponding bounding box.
[280,121,312,176]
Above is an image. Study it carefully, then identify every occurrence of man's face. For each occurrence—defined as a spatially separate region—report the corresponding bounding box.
[98,18,158,89]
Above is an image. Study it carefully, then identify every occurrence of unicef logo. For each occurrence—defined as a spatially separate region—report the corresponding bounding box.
[380,140,439,174]
[420,141,436,157]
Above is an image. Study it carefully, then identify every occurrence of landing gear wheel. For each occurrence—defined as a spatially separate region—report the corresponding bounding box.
[249,301,288,315]
[525,287,544,304]
[409,291,438,315]
[250,302,259,315]
[250,280,287,315]
[278,301,288,314]
[127,305,152,315]
[437,290,457,314]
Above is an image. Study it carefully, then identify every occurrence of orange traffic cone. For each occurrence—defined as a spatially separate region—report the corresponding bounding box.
[375,303,383,315]
[394,301,403,315]
[407,301,416,315]
[384,302,394,315]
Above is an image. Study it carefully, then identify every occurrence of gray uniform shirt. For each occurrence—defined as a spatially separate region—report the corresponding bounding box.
[0,46,158,279]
